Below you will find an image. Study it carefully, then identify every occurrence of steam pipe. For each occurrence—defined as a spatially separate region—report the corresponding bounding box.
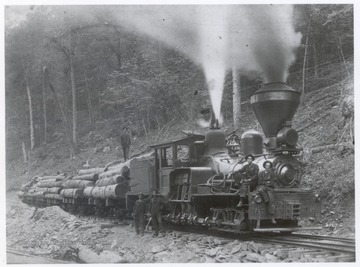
[209,110,219,129]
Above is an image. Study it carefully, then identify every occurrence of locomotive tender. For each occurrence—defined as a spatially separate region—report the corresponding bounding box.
[19,82,321,233]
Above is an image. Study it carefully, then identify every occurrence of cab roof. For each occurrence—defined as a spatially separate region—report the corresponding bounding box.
[150,134,204,149]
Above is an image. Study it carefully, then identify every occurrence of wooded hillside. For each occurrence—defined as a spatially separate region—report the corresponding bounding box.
[5,5,353,182]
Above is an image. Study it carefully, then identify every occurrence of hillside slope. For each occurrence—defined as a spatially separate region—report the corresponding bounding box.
[6,73,354,237]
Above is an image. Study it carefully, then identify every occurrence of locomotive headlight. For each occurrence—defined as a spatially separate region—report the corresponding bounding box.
[276,163,298,187]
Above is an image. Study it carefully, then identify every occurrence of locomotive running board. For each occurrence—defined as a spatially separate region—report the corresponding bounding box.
[253,227,322,232]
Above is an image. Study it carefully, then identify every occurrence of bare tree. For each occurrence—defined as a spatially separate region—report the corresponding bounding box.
[232,68,241,129]
[21,56,35,150]
[42,66,48,144]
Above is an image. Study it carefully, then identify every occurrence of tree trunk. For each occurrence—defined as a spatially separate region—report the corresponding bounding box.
[114,26,122,70]
[232,68,241,129]
[69,31,77,150]
[301,23,310,105]
[22,57,35,150]
[310,143,348,154]
[312,40,318,79]
[158,41,163,70]
[338,39,351,77]
[84,74,94,126]
[22,142,28,163]
[49,83,75,157]
[42,66,48,144]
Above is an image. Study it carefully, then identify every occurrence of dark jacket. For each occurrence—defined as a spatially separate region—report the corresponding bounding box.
[235,163,259,181]
[258,169,276,188]
[133,199,146,218]
[150,196,162,215]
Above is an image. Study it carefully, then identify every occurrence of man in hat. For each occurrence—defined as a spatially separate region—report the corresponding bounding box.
[231,154,259,208]
[149,190,164,237]
[120,127,131,161]
[133,193,146,235]
[257,160,277,224]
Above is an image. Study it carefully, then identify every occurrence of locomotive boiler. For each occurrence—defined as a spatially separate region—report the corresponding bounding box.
[19,82,321,233]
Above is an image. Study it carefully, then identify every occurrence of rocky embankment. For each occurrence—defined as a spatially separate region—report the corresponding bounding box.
[7,192,353,264]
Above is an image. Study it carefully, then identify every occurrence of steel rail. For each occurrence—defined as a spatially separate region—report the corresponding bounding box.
[289,233,355,244]
[250,236,356,254]
[6,249,71,264]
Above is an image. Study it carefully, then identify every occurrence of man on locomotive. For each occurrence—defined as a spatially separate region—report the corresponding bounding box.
[231,154,259,208]
[257,161,277,224]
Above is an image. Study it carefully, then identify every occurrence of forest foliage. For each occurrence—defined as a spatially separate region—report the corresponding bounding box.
[5,5,353,160]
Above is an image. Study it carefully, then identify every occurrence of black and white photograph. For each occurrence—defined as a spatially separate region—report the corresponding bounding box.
[3,0,357,264]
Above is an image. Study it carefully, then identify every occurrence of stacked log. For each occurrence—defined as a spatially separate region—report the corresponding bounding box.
[83,163,130,199]
[83,183,128,199]
[23,188,46,197]
[37,180,63,188]
[95,175,126,187]
[44,187,62,194]
[72,173,99,182]
[58,173,98,199]
[27,188,46,195]
[60,188,84,198]
[107,162,129,171]
[21,177,38,192]
[44,193,63,200]
[62,180,94,189]
[83,186,94,197]
[37,175,65,181]
[99,169,123,179]
[78,168,105,175]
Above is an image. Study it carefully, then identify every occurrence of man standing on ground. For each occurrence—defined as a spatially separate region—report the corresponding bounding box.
[133,193,146,235]
[149,191,164,237]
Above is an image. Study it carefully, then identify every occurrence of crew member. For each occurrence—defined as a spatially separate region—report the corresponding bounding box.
[133,193,146,235]
[231,154,259,208]
[120,127,131,161]
[257,160,277,224]
[149,191,164,237]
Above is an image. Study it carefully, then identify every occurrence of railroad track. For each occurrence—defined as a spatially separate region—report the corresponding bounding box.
[72,214,357,262]
[7,249,72,264]
[165,223,356,262]
[246,233,356,262]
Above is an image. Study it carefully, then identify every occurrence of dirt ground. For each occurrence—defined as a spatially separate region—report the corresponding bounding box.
[6,190,355,264]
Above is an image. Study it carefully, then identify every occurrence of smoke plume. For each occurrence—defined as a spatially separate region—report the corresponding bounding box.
[112,5,301,121]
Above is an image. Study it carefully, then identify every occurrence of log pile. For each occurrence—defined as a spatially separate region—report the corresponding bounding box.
[62,180,95,189]
[95,175,125,187]
[72,173,99,181]
[60,188,84,198]
[83,183,129,199]
[78,168,105,175]
[18,158,136,202]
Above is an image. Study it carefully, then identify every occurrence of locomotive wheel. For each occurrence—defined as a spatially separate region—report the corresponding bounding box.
[79,205,88,215]
[68,205,78,214]
[62,204,70,212]
[238,220,250,231]
[95,206,109,217]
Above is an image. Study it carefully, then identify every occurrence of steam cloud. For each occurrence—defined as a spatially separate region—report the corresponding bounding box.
[112,5,301,121]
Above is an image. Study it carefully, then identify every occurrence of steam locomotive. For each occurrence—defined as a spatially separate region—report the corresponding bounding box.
[19,82,321,233]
